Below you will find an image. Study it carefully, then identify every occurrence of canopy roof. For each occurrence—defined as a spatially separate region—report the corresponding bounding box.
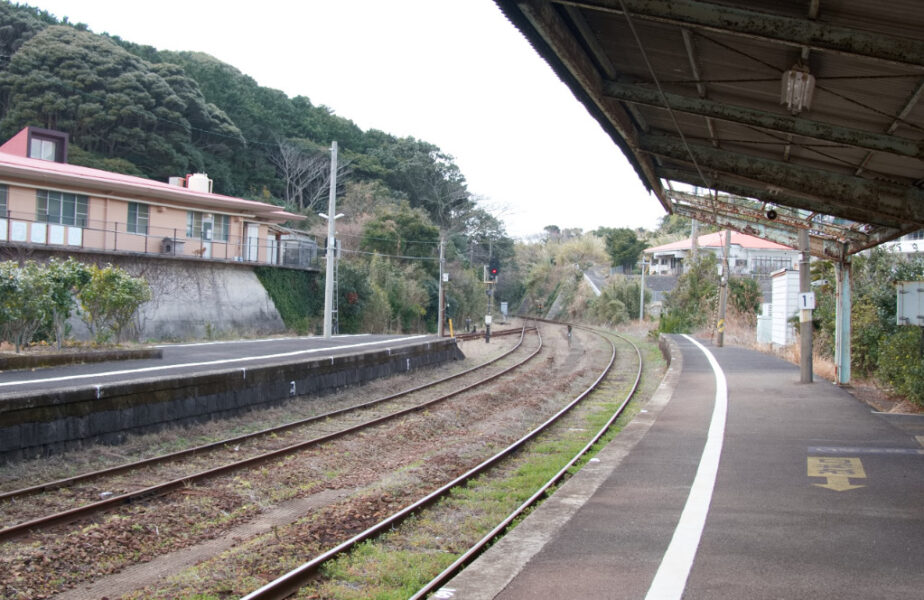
[495,0,923,261]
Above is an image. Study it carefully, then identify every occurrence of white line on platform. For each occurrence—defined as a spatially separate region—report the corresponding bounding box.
[0,335,428,389]
[154,333,371,349]
[644,335,728,600]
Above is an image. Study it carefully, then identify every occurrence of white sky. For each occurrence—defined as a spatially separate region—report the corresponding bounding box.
[29,0,666,238]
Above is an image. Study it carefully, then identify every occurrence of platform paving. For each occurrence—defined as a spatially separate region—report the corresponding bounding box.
[444,335,924,600]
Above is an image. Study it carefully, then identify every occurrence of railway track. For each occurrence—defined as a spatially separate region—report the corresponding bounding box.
[0,326,539,542]
[240,322,642,600]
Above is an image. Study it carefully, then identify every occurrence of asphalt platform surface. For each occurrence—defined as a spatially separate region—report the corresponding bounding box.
[0,333,433,396]
[443,335,924,600]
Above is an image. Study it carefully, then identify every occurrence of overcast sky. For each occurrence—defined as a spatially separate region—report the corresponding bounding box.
[29,0,666,238]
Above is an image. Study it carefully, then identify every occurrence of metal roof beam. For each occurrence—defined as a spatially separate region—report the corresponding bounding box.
[670,203,847,260]
[563,4,652,132]
[557,0,924,68]
[640,133,924,226]
[603,81,923,159]
[657,167,909,230]
[856,80,924,175]
[667,190,875,246]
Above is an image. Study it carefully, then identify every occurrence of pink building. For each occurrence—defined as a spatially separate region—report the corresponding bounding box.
[0,126,313,267]
[645,230,799,276]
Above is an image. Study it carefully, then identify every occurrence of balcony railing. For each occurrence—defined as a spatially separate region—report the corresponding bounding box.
[0,210,319,270]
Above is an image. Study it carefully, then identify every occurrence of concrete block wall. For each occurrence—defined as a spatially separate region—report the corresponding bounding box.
[0,339,463,461]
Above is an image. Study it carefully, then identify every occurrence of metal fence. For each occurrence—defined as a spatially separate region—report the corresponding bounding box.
[0,210,319,270]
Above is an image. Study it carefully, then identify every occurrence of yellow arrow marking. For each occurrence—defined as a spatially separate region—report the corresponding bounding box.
[807,457,866,492]
[717,319,725,332]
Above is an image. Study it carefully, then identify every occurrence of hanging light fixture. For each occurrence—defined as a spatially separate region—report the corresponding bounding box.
[781,64,815,115]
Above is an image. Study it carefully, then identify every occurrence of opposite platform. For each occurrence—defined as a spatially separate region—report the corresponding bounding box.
[444,335,924,599]
[0,334,459,460]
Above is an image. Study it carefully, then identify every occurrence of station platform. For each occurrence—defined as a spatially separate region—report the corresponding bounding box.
[0,334,459,461]
[445,335,924,599]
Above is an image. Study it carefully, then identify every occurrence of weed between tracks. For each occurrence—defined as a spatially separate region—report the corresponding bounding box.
[118,328,664,600]
[308,332,665,600]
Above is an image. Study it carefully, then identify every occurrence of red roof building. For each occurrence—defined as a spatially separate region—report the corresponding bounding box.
[0,127,311,266]
[645,230,798,276]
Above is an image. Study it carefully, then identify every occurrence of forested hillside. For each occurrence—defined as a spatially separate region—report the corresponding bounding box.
[0,2,492,231]
[0,1,518,334]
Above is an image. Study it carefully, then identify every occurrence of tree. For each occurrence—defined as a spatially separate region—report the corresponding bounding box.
[660,253,719,332]
[360,204,439,264]
[543,225,561,243]
[78,264,151,343]
[0,261,50,352]
[268,138,350,213]
[361,135,472,229]
[596,227,647,273]
[44,258,91,349]
[0,26,243,179]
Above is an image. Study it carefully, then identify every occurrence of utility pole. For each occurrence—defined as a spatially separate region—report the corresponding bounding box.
[639,258,647,321]
[716,229,730,347]
[322,141,338,339]
[799,228,813,383]
[690,218,699,262]
[437,238,445,337]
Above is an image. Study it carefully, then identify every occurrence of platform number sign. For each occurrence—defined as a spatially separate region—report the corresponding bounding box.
[799,292,816,310]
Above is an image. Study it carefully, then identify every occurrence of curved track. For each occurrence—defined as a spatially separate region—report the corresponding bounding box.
[241,322,642,600]
[0,327,539,542]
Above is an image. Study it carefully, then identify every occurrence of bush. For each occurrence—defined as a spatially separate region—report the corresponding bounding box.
[728,276,761,316]
[78,264,151,343]
[851,298,883,377]
[877,327,924,407]
[590,277,649,325]
[659,253,719,333]
[0,261,48,351]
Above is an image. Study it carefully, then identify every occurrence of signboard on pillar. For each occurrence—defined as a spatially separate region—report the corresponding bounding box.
[896,282,924,326]
[799,292,816,310]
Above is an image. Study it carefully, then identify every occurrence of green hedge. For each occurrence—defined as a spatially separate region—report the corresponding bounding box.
[877,328,924,407]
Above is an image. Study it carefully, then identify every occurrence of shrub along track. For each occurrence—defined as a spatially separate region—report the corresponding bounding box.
[0,324,586,599]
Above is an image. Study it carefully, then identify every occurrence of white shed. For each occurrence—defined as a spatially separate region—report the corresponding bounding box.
[771,269,801,346]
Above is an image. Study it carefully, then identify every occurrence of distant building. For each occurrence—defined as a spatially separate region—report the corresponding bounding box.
[878,230,924,255]
[645,230,799,276]
[0,126,315,268]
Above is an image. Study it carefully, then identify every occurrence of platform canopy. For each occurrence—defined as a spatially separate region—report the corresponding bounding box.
[494,0,924,261]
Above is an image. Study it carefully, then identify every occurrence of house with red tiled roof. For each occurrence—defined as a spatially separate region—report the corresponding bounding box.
[645,230,799,276]
[0,126,314,267]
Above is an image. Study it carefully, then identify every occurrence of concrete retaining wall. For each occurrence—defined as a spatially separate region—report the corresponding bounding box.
[3,249,291,341]
[0,339,463,461]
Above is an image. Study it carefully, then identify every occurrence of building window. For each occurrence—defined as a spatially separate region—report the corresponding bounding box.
[0,185,7,217]
[29,138,58,161]
[36,190,88,227]
[907,230,924,241]
[186,211,203,238]
[214,214,230,242]
[752,257,791,274]
[127,202,149,235]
